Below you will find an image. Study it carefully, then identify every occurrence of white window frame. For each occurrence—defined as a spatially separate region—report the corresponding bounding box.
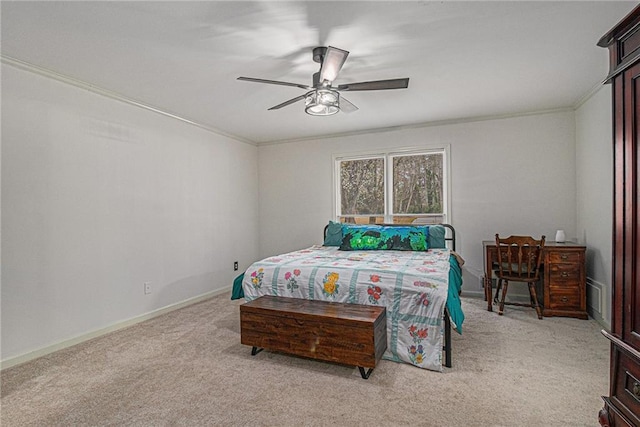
[332,145,451,224]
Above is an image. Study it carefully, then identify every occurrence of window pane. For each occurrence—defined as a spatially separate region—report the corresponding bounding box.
[392,153,443,214]
[340,158,384,216]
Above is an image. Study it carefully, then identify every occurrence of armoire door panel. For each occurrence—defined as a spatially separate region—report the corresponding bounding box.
[632,63,640,350]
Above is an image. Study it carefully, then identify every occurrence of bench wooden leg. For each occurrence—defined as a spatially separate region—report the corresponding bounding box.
[358,366,374,379]
[251,346,263,356]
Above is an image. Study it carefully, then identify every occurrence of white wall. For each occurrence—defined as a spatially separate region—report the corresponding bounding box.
[1,65,259,362]
[258,111,577,297]
[2,59,610,364]
[576,85,613,327]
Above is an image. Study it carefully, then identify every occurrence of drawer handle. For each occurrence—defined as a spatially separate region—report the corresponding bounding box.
[561,272,569,277]
[633,382,640,399]
[560,254,569,260]
[561,296,569,303]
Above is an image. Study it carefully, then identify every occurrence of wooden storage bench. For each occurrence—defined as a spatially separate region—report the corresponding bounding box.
[240,296,387,379]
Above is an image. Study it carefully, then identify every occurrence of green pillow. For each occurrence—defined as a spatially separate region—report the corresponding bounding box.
[323,221,344,246]
[340,225,429,251]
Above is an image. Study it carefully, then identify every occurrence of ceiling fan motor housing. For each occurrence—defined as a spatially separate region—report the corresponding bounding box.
[312,46,327,64]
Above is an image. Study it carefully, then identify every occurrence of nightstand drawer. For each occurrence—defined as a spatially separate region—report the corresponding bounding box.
[547,251,582,264]
[549,263,581,282]
[548,287,581,310]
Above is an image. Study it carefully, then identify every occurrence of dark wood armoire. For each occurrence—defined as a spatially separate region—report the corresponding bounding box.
[598,5,640,427]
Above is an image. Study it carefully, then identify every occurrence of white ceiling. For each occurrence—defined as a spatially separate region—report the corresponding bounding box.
[1,1,636,144]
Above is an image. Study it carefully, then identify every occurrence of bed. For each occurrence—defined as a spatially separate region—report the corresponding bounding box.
[231,223,464,372]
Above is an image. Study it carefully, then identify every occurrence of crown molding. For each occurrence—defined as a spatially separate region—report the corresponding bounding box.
[1,55,257,147]
[573,81,608,110]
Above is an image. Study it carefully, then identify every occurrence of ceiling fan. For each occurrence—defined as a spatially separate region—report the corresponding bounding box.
[237,46,409,116]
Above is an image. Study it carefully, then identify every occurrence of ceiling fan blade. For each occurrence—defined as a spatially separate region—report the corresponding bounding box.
[337,78,409,91]
[237,77,310,90]
[319,46,349,83]
[268,94,306,110]
[340,96,358,113]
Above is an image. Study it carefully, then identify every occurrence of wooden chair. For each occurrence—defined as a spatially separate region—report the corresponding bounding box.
[493,234,546,319]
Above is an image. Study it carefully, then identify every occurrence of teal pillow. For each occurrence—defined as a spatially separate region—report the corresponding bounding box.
[339,225,429,251]
[323,221,344,246]
[428,225,446,249]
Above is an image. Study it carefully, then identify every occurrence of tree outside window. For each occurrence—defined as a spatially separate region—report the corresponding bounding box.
[339,157,384,223]
[336,149,447,224]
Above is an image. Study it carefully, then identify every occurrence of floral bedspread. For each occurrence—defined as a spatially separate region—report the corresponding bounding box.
[242,245,452,372]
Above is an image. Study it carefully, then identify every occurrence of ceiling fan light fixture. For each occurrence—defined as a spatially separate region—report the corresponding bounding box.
[305,89,340,116]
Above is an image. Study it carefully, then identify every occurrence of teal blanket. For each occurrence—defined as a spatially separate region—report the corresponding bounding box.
[231,253,464,333]
[231,273,245,300]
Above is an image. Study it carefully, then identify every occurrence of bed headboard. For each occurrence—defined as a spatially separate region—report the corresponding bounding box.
[323,223,456,252]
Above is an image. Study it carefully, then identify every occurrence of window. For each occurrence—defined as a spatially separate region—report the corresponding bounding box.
[335,148,448,225]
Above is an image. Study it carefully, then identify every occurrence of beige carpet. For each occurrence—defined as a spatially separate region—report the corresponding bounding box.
[1,293,609,426]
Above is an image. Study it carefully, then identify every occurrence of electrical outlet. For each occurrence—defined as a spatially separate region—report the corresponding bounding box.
[144,282,152,295]
[234,261,239,271]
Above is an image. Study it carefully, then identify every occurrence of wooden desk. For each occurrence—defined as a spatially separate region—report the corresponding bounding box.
[483,241,588,319]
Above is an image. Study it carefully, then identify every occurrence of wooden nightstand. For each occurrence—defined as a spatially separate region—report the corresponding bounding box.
[541,243,587,319]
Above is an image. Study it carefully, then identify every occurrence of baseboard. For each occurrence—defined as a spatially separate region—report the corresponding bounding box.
[0,286,232,371]
[461,290,485,299]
